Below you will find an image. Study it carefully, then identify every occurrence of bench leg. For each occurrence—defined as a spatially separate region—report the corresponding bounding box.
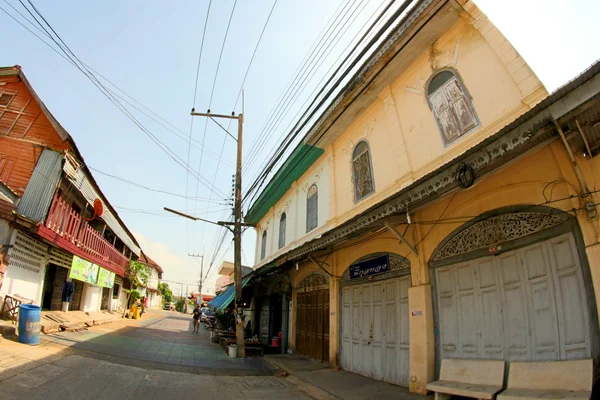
[434,393,451,400]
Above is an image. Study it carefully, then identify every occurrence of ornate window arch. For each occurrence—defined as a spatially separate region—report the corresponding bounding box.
[297,272,329,292]
[260,230,267,260]
[278,212,287,250]
[306,184,318,233]
[427,69,479,146]
[352,140,375,202]
[429,206,573,267]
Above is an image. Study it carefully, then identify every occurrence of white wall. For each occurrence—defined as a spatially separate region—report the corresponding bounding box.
[81,284,102,312]
[2,230,47,305]
[254,157,329,266]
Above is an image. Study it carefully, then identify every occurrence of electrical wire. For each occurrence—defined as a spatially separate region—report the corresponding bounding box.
[1,0,230,167]
[10,0,227,199]
[186,0,213,257]
[244,0,361,171]
[192,0,238,252]
[194,0,278,256]
[244,0,410,210]
[244,0,389,196]
[88,166,225,202]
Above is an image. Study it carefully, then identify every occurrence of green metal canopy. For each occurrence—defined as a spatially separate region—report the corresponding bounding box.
[245,143,324,225]
[207,275,253,311]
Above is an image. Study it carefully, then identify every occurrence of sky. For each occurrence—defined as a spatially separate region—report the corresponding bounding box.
[1,0,598,297]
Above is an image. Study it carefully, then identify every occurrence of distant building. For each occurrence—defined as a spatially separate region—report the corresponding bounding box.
[214,261,252,294]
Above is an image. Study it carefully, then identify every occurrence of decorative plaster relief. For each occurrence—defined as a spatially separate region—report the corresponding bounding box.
[297,272,329,292]
[432,211,570,260]
[288,114,540,260]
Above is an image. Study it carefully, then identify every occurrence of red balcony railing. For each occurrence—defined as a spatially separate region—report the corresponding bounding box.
[41,193,129,275]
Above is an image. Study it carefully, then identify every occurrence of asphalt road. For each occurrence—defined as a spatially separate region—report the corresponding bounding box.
[43,310,275,375]
[0,310,313,400]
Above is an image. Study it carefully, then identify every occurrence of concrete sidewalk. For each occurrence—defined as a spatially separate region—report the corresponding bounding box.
[266,354,428,400]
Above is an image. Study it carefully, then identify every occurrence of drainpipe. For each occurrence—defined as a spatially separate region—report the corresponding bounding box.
[553,119,597,219]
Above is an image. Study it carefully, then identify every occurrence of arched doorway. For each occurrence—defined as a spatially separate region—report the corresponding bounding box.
[429,206,599,367]
[295,272,329,362]
[339,253,411,387]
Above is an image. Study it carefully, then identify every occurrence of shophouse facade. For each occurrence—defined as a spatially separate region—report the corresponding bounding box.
[246,0,600,394]
[0,65,141,315]
[141,253,163,308]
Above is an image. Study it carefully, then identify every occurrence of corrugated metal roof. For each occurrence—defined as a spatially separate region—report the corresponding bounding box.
[65,162,141,255]
[17,149,63,222]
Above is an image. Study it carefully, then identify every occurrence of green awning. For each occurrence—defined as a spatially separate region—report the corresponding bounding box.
[245,143,324,225]
[207,275,253,311]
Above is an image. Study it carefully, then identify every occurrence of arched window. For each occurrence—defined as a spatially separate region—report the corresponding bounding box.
[352,140,374,201]
[278,213,287,250]
[260,230,267,260]
[427,70,479,146]
[306,184,318,233]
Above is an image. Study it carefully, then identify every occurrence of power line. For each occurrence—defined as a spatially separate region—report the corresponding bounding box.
[244,0,383,195]
[194,0,278,254]
[244,0,359,171]
[10,0,227,199]
[244,0,408,210]
[88,166,225,203]
[192,0,238,252]
[1,1,231,167]
[186,0,213,256]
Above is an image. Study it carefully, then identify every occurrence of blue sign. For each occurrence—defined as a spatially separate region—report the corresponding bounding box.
[349,255,389,279]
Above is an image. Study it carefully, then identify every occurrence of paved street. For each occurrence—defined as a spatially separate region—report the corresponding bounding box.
[0,309,313,400]
[43,309,275,375]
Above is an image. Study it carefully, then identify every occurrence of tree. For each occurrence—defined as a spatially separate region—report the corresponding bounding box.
[122,260,150,318]
[158,282,173,303]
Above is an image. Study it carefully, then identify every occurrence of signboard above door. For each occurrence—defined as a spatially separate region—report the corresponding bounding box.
[349,255,389,279]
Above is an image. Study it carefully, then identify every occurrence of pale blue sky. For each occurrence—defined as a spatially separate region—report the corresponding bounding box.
[1,0,598,296]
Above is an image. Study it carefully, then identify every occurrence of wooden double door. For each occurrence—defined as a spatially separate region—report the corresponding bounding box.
[296,289,329,362]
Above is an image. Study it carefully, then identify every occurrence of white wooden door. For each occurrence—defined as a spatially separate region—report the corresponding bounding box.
[435,233,591,362]
[341,275,410,386]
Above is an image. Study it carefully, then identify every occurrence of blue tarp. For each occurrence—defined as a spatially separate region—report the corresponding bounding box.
[208,275,252,311]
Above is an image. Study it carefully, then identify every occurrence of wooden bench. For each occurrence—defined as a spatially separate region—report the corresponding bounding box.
[497,359,593,400]
[245,345,264,357]
[427,359,505,400]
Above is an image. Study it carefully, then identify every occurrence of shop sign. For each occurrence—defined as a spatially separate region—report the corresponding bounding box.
[349,255,389,279]
[97,267,115,288]
[70,256,99,284]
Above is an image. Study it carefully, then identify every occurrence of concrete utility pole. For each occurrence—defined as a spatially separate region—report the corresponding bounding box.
[190,108,246,358]
[189,254,204,306]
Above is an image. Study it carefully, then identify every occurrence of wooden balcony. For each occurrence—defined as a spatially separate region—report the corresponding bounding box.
[37,193,128,276]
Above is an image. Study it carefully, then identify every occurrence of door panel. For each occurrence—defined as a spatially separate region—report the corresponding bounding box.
[296,289,329,362]
[435,233,591,365]
[341,275,410,387]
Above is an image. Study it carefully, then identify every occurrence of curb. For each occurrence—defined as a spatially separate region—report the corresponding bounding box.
[264,357,340,400]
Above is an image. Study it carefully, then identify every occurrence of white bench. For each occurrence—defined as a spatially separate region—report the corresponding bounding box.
[497,359,593,400]
[427,358,506,400]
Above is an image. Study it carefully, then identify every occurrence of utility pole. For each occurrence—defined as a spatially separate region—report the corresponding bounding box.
[190,107,246,358]
[189,254,204,306]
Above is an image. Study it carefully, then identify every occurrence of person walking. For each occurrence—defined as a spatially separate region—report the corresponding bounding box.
[192,304,201,333]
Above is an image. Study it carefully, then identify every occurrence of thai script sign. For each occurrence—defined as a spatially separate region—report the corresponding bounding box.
[349,255,389,279]
[70,256,99,284]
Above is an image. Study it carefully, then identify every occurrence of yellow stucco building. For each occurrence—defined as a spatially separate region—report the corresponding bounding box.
[244,0,600,394]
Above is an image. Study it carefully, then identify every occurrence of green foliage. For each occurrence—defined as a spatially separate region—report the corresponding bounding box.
[214,310,234,331]
[129,290,141,306]
[158,282,173,303]
[175,298,185,312]
[126,260,150,290]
